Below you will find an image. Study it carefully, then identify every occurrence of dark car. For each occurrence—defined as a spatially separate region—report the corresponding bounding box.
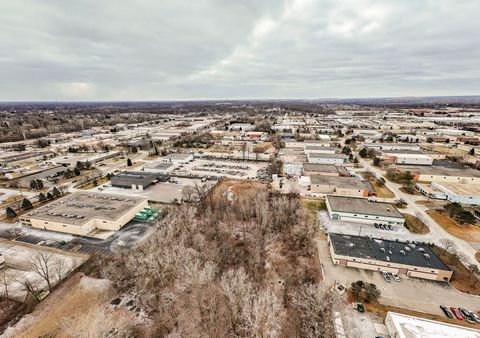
[459,308,476,323]
[440,305,454,319]
[450,307,464,320]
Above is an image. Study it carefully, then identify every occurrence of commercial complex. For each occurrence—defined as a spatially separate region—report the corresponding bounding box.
[302,163,349,176]
[327,233,452,281]
[326,195,405,226]
[20,192,148,236]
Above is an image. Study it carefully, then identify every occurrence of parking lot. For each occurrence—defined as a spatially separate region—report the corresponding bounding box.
[318,211,430,242]
[0,219,159,256]
[172,158,268,180]
[317,239,480,316]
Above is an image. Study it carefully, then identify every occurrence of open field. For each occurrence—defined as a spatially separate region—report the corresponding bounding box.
[426,210,480,242]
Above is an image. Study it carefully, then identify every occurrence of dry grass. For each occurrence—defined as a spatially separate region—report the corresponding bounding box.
[426,210,480,242]
[432,247,480,295]
[2,273,140,338]
[399,187,422,195]
[76,176,110,190]
[402,213,429,234]
[476,251,480,263]
[359,172,395,198]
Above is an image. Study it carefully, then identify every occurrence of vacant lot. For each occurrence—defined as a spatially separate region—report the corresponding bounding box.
[402,213,429,234]
[426,210,480,242]
[1,273,144,338]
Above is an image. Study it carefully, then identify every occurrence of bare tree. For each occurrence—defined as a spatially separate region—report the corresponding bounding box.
[1,272,9,299]
[182,185,196,203]
[439,238,455,254]
[30,251,54,292]
[291,283,343,338]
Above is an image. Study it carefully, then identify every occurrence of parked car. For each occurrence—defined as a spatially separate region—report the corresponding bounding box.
[450,307,464,320]
[381,271,391,282]
[387,224,393,230]
[379,224,384,230]
[391,273,400,282]
[459,308,476,323]
[440,305,454,319]
[472,312,480,323]
[374,223,379,228]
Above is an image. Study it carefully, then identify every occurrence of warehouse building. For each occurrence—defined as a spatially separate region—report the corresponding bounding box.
[381,150,433,166]
[111,171,163,190]
[307,153,347,165]
[326,195,405,226]
[20,192,148,237]
[362,143,421,151]
[141,161,175,175]
[385,312,480,338]
[310,176,369,197]
[304,146,339,155]
[302,163,349,177]
[432,182,480,205]
[391,160,480,184]
[327,233,452,281]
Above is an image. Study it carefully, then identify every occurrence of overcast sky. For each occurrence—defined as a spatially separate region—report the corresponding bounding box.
[1,0,479,101]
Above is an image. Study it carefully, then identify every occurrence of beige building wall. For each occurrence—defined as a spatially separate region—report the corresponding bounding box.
[418,174,480,184]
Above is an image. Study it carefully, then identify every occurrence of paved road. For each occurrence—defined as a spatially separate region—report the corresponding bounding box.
[357,156,479,265]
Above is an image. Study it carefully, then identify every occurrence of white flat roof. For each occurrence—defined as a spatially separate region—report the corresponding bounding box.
[387,312,480,338]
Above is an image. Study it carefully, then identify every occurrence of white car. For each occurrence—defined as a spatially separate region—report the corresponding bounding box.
[391,273,401,282]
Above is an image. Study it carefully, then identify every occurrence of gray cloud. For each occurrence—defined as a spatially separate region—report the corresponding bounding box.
[0,0,479,100]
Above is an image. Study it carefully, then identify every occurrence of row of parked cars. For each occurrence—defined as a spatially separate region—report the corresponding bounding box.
[440,305,480,323]
[374,223,393,231]
[381,271,400,282]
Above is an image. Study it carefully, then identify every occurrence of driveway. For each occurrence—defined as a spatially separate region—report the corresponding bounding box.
[357,156,479,266]
[317,239,480,315]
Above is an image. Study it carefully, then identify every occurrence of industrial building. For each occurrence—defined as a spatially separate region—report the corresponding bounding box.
[309,176,369,197]
[382,150,433,166]
[385,312,480,338]
[20,192,148,237]
[326,195,405,226]
[307,153,347,165]
[327,233,452,281]
[141,161,175,175]
[161,153,194,163]
[304,146,339,155]
[111,171,167,190]
[302,163,349,176]
[391,161,480,184]
[362,143,421,151]
[432,182,480,205]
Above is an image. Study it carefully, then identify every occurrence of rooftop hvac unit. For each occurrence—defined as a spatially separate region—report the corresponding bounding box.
[386,256,390,261]
[388,250,392,255]
[348,243,355,248]
[380,247,385,252]
[404,246,411,251]
[418,248,425,252]
[423,253,430,260]
[400,250,406,255]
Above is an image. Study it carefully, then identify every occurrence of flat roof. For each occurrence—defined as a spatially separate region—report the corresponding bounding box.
[394,160,480,178]
[329,233,450,271]
[145,161,174,170]
[304,146,338,151]
[435,182,480,197]
[327,195,403,218]
[113,171,159,181]
[386,312,480,338]
[310,176,367,189]
[164,153,192,160]
[308,153,346,159]
[303,163,348,175]
[23,192,147,226]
